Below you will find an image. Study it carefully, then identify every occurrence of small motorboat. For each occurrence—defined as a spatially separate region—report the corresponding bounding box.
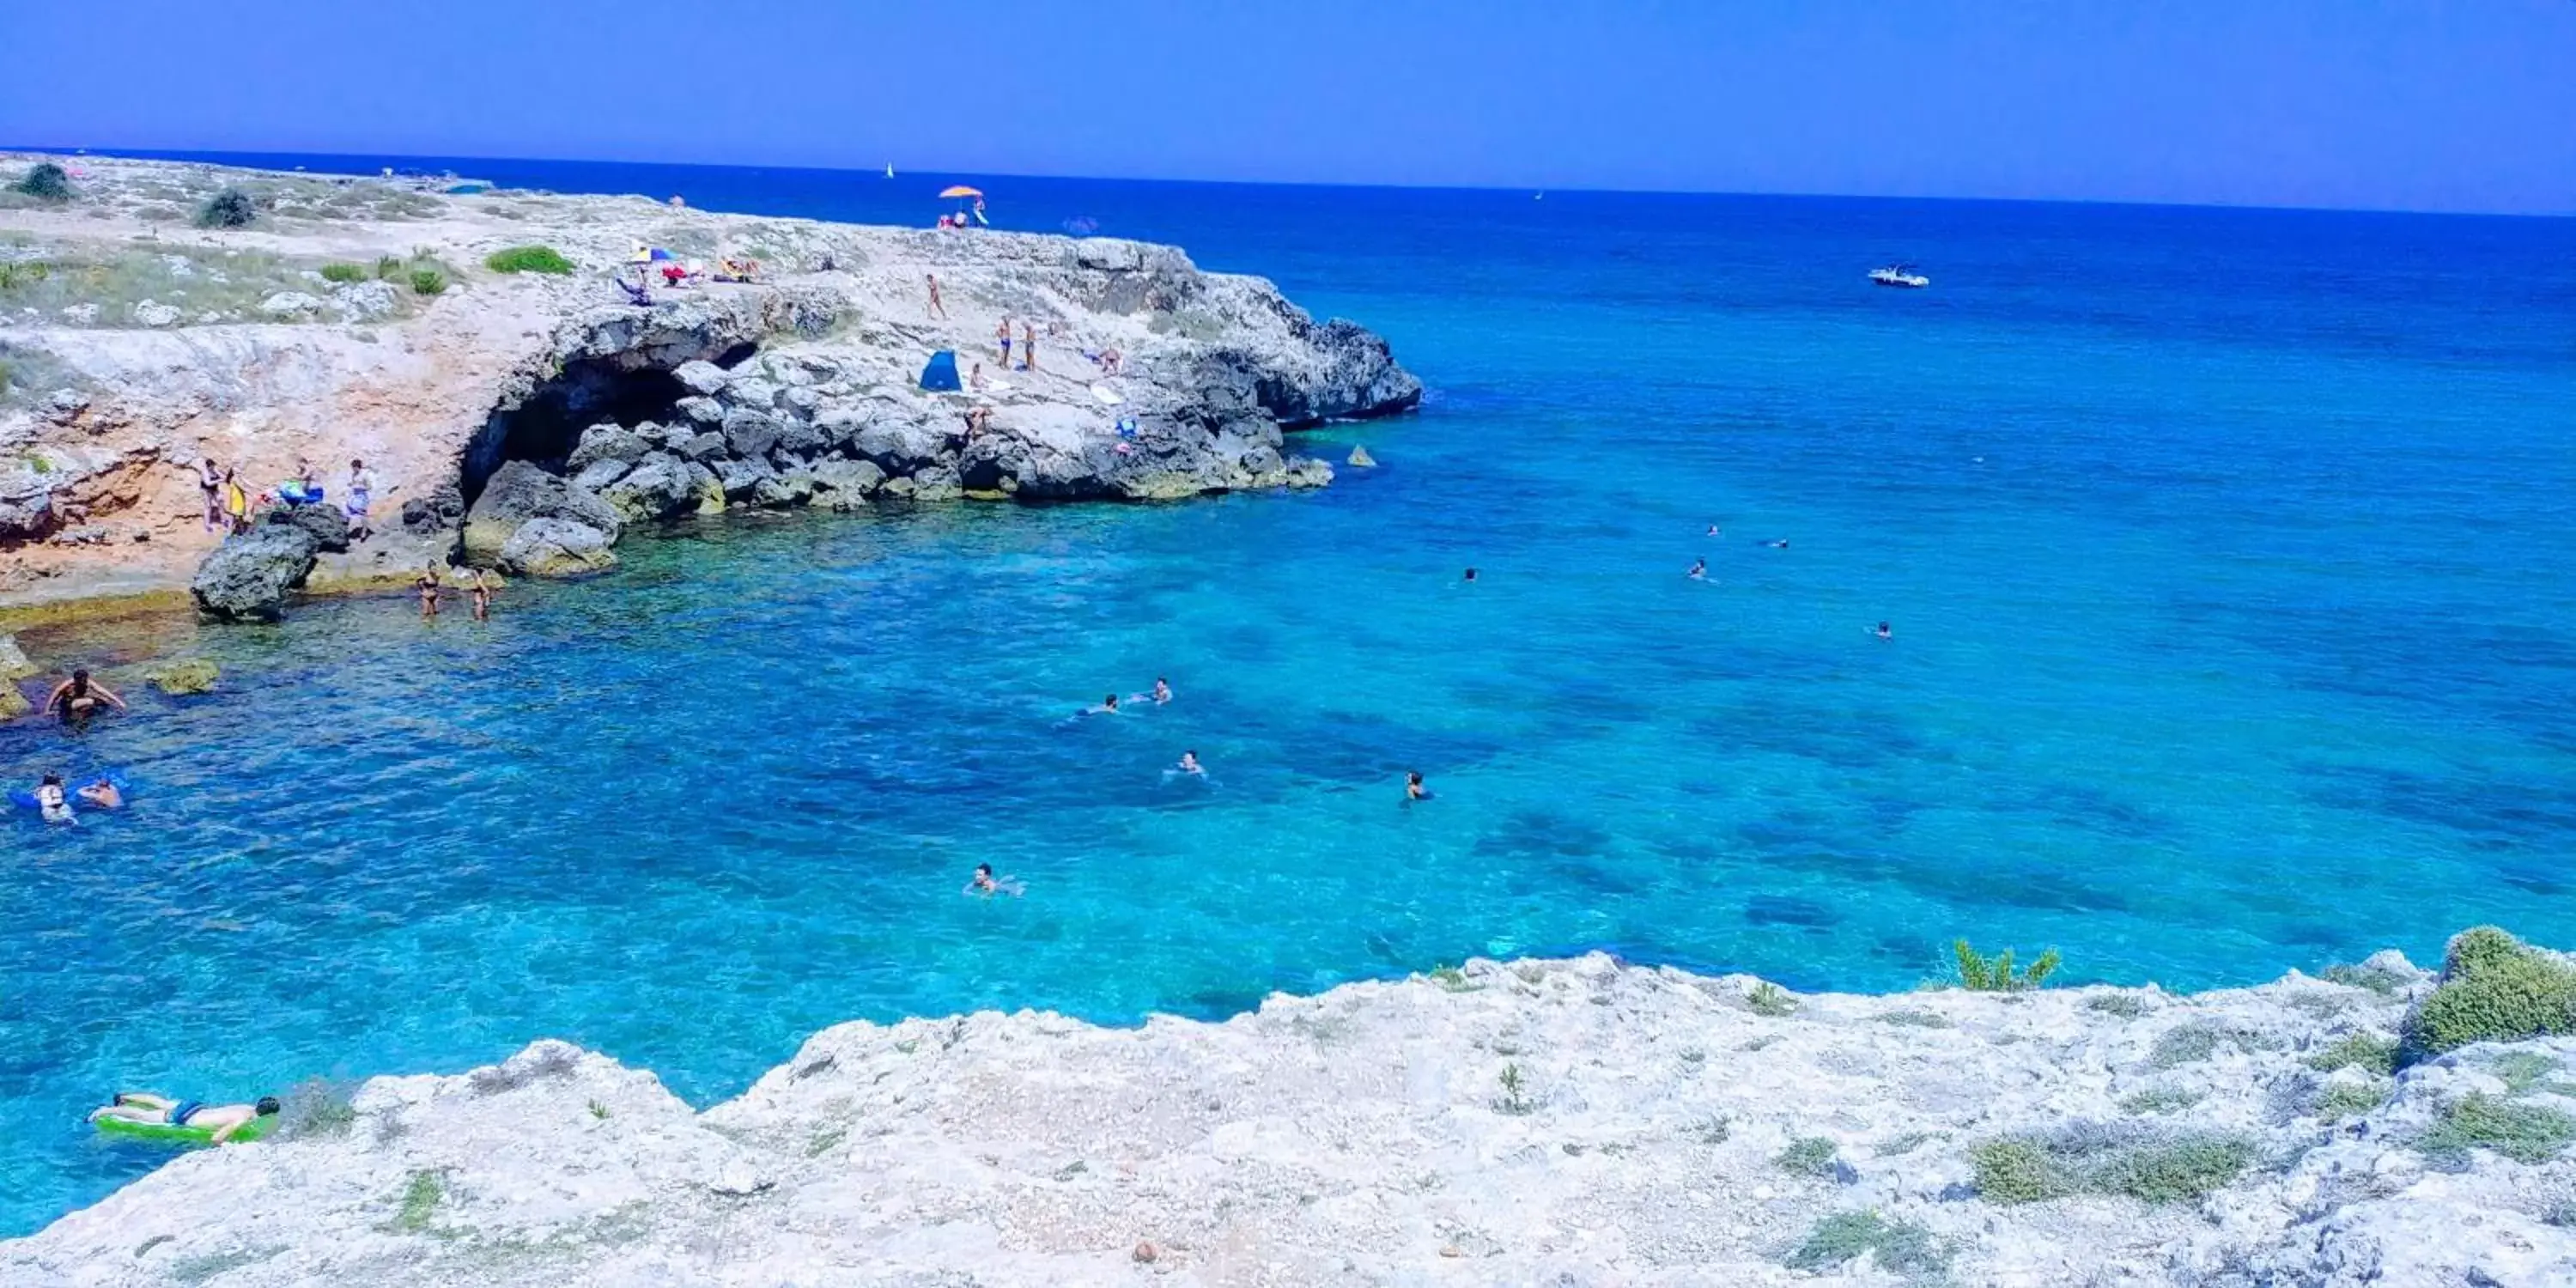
[1868,264,1930,289]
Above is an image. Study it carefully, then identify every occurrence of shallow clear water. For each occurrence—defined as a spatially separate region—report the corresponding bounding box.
[3,156,2573,1234]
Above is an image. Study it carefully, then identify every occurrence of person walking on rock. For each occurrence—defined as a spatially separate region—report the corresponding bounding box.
[996,317,1013,368]
[927,274,947,319]
[344,458,378,543]
[1021,322,1037,373]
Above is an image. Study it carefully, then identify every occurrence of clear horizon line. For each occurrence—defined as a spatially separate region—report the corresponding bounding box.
[9,141,2570,222]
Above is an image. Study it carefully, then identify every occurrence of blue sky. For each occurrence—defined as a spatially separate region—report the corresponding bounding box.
[10,1,2573,213]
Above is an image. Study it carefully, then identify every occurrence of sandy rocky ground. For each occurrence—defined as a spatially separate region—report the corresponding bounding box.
[0,152,1419,614]
[5,947,2574,1287]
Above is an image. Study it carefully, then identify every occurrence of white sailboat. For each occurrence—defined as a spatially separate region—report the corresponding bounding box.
[884,163,896,179]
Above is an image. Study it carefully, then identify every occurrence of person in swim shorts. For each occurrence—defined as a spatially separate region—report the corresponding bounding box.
[88,1093,280,1144]
[344,458,378,542]
[44,669,127,728]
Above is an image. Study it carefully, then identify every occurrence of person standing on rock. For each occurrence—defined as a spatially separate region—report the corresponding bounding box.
[197,458,224,533]
[926,274,947,319]
[343,459,378,543]
[222,469,250,535]
[1021,322,1037,373]
[997,317,1013,368]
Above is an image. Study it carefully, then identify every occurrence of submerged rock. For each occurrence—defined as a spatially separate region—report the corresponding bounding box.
[190,525,321,622]
[143,658,220,695]
[1346,445,1376,468]
[0,634,36,682]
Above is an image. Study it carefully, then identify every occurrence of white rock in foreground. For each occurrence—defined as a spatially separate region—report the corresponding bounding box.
[7,954,2575,1286]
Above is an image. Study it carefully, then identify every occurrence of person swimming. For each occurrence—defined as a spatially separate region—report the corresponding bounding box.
[1405,770,1431,802]
[1874,621,1893,641]
[1151,677,1172,705]
[76,776,122,810]
[32,772,71,824]
[1176,750,1204,775]
[1705,524,1722,537]
[44,670,127,728]
[1086,693,1121,716]
[964,862,1023,897]
[1764,538,1790,549]
[1687,558,1707,580]
[1462,568,1479,584]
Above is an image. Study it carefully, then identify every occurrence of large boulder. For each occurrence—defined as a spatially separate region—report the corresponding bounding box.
[806,459,884,507]
[721,410,782,460]
[400,481,465,536]
[565,423,653,473]
[674,396,726,427]
[713,456,779,501]
[191,525,322,623]
[264,502,349,553]
[463,461,623,564]
[671,360,730,397]
[721,376,781,411]
[498,518,619,578]
[773,416,832,462]
[599,453,712,523]
[853,418,952,472]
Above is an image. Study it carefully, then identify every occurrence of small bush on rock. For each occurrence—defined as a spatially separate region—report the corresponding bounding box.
[2306,1032,2400,1077]
[374,255,405,280]
[2150,1024,2221,1069]
[1746,981,1798,1018]
[1953,939,2061,991]
[2324,961,2409,995]
[2402,927,2576,1060]
[389,1170,446,1234]
[319,263,368,283]
[2087,993,2150,1018]
[409,269,448,296]
[2120,1086,2204,1115]
[272,1077,357,1141]
[1973,1124,2254,1206]
[1775,1136,1839,1177]
[2316,1078,2391,1123]
[14,162,72,202]
[484,244,575,274]
[197,187,258,228]
[2419,1093,2576,1165]
[1784,1211,1948,1277]
[2488,1051,2560,1094]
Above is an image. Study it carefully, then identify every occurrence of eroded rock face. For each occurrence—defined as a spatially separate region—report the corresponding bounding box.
[190,525,320,622]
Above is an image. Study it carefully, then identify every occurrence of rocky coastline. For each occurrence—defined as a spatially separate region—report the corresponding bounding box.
[7,935,2576,1286]
[0,154,1420,622]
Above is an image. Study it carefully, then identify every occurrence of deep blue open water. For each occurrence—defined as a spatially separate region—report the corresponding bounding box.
[2,152,2572,1234]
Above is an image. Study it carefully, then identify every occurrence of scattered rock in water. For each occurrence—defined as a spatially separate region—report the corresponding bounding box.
[0,683,28,720]
[143,658,220,695]
[1347,445,1376,468]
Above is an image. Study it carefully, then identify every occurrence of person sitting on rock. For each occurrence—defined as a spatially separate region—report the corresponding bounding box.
[88,1093,280,1144]
[44,670,126,728]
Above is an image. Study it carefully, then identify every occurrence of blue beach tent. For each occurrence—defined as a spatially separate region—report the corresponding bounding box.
[918,349,962,392]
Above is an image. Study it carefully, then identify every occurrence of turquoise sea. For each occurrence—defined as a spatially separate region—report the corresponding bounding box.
[3,154,2572,1234]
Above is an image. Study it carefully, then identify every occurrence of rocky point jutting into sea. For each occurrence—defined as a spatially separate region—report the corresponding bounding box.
[0,154,1419,620]
[7,932,2576,1286]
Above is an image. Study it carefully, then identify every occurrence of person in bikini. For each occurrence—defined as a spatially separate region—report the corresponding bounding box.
[197,458,224,532]
[88,1093,280,1144]
[470,570,494,622]
[416,564,443,619]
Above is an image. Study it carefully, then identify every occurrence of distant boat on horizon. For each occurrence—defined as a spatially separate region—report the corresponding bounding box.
[884,163,895,179]
[1868,264,1930,289]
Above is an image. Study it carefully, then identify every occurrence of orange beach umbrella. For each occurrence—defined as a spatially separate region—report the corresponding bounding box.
[939,185,983,199]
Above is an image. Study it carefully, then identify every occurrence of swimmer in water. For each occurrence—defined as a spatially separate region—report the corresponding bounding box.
[1176,750,1204,775]
[1151,677,1172,705]
[1086,693,1121,716]
[1687,558,1707,580]
[1705,524,1722,537]
[1874,621,1893,641]
[44,669,127,729]
[1462,568,1479,584]
[76,777,122,810]
[1405,770,1431,802]
[470,570,494,623]
[1764,538,1790,550]
[32,772,72,824]
[964,862,1023,897]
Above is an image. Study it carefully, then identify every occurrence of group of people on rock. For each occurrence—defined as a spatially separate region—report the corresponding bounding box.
[195,456,380,541]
